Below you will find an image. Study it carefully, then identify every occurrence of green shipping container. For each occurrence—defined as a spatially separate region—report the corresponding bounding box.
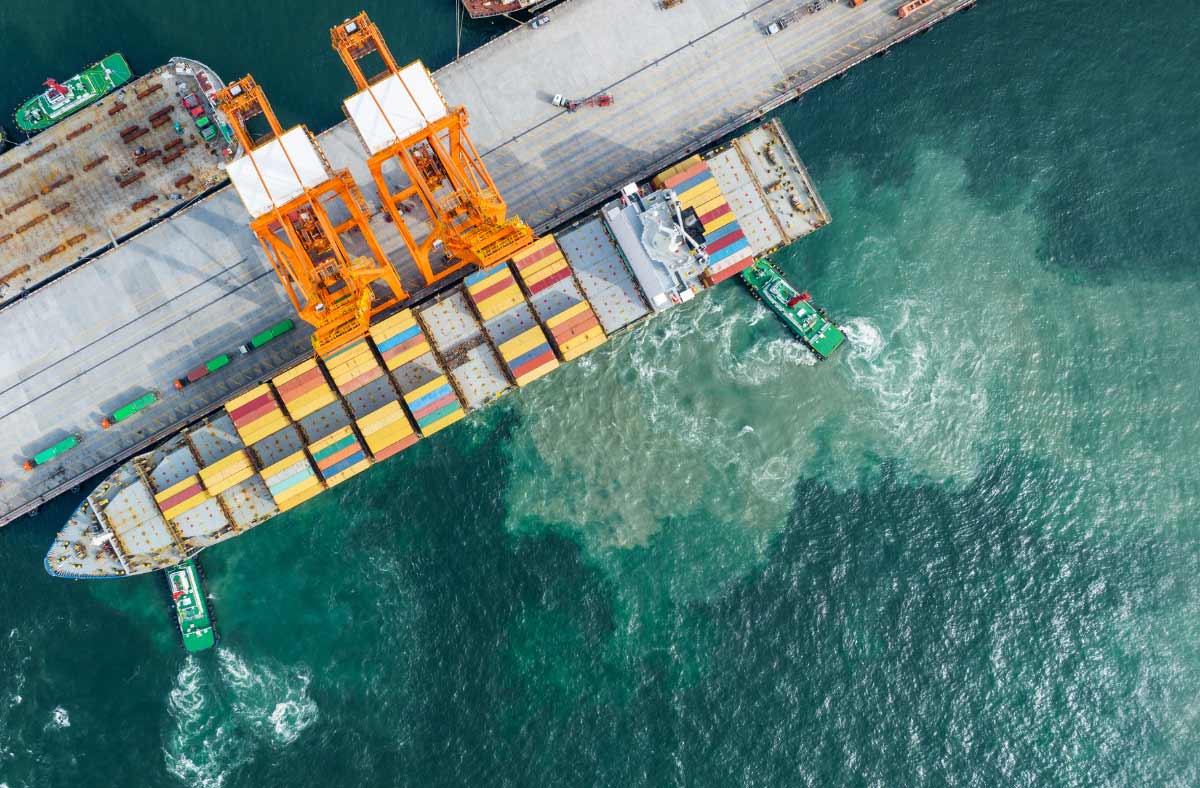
[32,435,80,466]
[206,354,231,373]
[110,391,159,423]
[250,319,295,349]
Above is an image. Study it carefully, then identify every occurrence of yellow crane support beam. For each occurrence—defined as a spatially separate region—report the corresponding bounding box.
[331,12,534,285]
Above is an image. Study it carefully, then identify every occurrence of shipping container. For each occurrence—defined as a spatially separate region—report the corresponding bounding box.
[197,449,255,496]
[102,391,159,428]
[322,338,384,396]
[307,426,371,488]
[356,401,419,461]
[25,434,81,470]
[369,309,431,371]
[260,450,323,512]
[511,235,608,361]
[403,375,465,436]
[225,384,289,446]
[154,475,209,521]
[273,359,337,421]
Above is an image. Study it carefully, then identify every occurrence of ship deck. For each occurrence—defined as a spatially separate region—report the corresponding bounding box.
[0,59,231,299]
[1,0,976,526]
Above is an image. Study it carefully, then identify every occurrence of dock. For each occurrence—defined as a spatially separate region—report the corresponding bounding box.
[0,0,976,526]
[0,58,232,300]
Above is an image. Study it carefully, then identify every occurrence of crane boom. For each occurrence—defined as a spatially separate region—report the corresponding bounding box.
[214,76,408,357]
[330,11,534,285]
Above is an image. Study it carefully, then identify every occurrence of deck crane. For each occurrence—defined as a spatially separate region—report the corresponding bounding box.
[330,11,534,285]
[214,76,409,357]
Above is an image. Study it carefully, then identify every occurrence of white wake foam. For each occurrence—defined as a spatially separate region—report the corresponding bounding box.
[163,648,319,788]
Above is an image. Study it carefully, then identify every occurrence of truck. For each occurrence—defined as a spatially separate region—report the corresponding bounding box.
[174,353,231,389]
[24,434,82,471]
[762,1,826,35]
[237,318,295,354]
[101,391,160,429]
[551,93,614,112]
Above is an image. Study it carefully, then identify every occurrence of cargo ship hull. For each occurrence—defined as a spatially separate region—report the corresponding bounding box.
[45,120,831,580]
[15,53,132,132]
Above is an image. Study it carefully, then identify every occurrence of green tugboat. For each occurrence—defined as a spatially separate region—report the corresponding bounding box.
[14,53,132,132]
[166,560,216,652]
[741,259,845,359]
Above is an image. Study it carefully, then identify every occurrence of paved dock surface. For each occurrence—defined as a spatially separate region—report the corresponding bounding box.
[0,63,229,298]
[0,0,974,525]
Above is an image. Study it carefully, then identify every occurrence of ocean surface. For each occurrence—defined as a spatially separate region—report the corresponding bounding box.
[2,1,1199,786]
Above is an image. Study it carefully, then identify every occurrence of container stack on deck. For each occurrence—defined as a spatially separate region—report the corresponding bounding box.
[465,263,559,387]
[510,236,607,361]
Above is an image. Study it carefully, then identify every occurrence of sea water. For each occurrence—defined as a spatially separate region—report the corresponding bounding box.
[1,0,1198,785]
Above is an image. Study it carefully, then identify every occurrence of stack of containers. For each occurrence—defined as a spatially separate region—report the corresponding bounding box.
[654,156,755,284]
[403,376,465,436]
[368,309,466,436]
[273,359,337,421]
[465,264,559,387]
[307,426,371,488]
[154,475,209,521]
[355,401,419,461]
[197,449,255,496]
[225,384,289,446]
[369,310,429,372]
[260,451,322,512]
[322,339,384,397]
[510,236,607,361]
[463,264,523,320]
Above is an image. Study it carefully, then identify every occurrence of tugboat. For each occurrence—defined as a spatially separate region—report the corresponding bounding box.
[165,559,216,652]
[741,258,845,359]
[14,53,132,133]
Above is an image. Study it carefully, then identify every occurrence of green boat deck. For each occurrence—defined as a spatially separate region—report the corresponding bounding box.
[14,53,131,132]
[166,560,215,652]
[741,259,845,359]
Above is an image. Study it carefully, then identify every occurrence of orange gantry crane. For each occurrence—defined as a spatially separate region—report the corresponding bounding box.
[214,76,408,357]
[330,11,534,285]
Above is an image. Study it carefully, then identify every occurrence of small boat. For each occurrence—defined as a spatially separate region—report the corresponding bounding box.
[741,258,845,359]
[166,560,216,652]
[14,53,132,133]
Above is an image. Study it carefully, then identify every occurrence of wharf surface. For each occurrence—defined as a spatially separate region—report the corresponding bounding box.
[0,60,229,300]
[0,0,975,526]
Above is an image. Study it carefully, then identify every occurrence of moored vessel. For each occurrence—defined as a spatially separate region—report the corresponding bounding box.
[14,53,132,132]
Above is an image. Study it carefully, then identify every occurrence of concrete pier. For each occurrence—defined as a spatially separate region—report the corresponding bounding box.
[0,0,975,525]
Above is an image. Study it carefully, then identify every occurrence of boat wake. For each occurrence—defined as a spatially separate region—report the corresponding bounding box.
[163,648,318,788]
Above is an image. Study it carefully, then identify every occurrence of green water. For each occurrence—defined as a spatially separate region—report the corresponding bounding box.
[3,1,1200,785]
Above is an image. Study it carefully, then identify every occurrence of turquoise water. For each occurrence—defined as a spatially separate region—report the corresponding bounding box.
[3,1,1200,785]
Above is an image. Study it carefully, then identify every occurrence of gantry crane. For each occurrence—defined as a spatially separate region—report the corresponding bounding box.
[214,76,409,357]
[330,12,533,285]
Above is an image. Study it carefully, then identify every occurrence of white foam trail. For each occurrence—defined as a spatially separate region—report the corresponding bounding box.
[163,648,319,788]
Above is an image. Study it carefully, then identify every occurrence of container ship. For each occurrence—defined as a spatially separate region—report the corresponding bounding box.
[44,14,833,580]
[741,259,845,358]
[0,57,235,300]
[14,53,133,132]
